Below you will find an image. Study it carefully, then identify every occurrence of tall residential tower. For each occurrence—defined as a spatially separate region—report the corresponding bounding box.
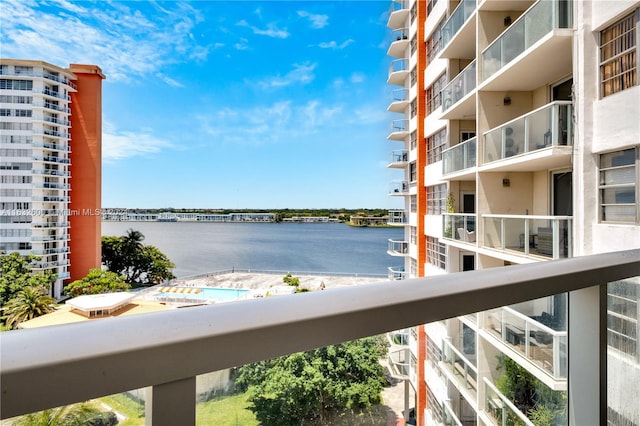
[0,59,105,298]
[384,1,639,425]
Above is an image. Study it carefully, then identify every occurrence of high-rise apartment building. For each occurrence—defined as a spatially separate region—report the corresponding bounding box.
[385,1,639,425]
[0,59,105,299]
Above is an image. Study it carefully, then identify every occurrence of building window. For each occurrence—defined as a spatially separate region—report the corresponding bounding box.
[426,127,447,164]
[600,10,638,97]
[410,1,417,24]
[426,236,446,270]
[410,66,417,87]
[0,79,33,90]
[426,73,446,115]
[409,162,417,183]
[410,99,417,118]
[426,19,444,64]
[607,278,638,357]
[410,195,417,213]
[599,147,638,223]
[410,130,417,150]
[410,226,417,244]
[427,0,439,15]
[410,258,417,277]
[427,184,447,214]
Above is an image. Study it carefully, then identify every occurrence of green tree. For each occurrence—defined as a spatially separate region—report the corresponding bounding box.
[0,252,56,306]
[236,338,386,425]
[11,403,115,426]
[101,230,175,286]
[64,269,130,297]
[2,286,56,329]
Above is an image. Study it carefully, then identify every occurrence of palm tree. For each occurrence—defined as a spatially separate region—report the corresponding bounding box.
[2,286,56,329]
[122,228,145,255]
[12,403,109,426]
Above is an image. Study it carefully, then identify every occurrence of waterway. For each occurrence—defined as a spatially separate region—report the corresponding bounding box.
[102,221,403,278]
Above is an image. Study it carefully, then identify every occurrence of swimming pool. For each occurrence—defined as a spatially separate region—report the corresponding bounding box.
[155,287,249,302]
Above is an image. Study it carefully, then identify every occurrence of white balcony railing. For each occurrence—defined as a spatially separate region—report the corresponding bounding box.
[387,209,407,226]
[484,377,534,426]
[388,180,409,195]
[442,137,477,175]
[387,238,409,256]
[440,338,478,397]
[483,101,573,164]
[388,266,406,280]
[443,213,477,243]
[388,58,409,85]
[1,250,638,424]
[483,214,572,259]
[482,0,573,80]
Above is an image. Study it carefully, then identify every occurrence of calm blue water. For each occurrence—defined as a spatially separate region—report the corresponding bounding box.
[157,287,249,301]
[102,221,403,278]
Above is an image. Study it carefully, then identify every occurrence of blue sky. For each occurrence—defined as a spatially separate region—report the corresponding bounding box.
[1,0,402,209]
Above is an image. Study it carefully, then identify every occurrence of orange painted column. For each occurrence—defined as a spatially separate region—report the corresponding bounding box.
[68,64,105,282]
[415,1,428,424]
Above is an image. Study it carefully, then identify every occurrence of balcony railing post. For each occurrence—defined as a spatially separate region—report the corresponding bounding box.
[147,376,196,426]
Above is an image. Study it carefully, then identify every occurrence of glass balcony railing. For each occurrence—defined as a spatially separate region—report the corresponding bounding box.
[443,213,476,243]
[388,180,409,195]
[388,59,409,85]
[1,251,638,423]
[388,266,406,280]
[389,88,409,112]
[441,338,478,396]
[31,141,70,151]
[442,60,476,112]
[442,400,465,426]
[387,239,409,256]
[484,101,573,164]
[484,378,535,426]
[388,28,410,57]
[42,89,70,101]
[442,137,477,175]
[387,209,407,226]
[31,222,69,228]
[388,348,410,379]
[483,214,572,259]
[31,169,70,177]
[389,149,408,166]
[32,102,70,113]
[388,328,410,347]
[387,0,410,29]
[441,0,476,49]
[482,0,573,81]
[485,306,567,378]
[33,156,70,164]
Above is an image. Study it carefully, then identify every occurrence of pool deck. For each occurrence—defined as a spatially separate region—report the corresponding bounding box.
[174,271,390,292]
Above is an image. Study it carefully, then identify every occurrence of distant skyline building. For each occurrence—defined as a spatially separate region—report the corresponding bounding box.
[0,59,105,298]
[384,1,639,425]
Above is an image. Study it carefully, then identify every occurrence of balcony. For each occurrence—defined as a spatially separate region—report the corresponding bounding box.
[440,338,478,401]
[387,58,409,85]
[387,239,409,256]
[388,88,410,113]
[32,196,69,202]
[441,0,477,59]
[387,0,410,29]
[41,89,70,101]
[480,0,573,90]
[31,141,70,151]
[483,214,572,260]
[1,251,638,424]
[387,28,410,57]
[387,209,407,226]
[388,266,406,280]
[388,150,409,168]
[33,155,70,164]
[388,180,409,196]
[484,378,534,426]
[484,306,567,381]
[482,101,573,170]
[31,169,70,177]
[32,182,70,189]
[442,137,477,177]
[43,116,71,127]
[443,213,477,244]
[31,221,70,229]
[388,118,410,140]
[441,60,476,119]
[32,102,70,113]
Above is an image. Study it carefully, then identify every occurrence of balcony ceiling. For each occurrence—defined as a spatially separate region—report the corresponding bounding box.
[387,39,409,58]
[480,31,573,91]
[387,99,410,113]
[440,19,476,59]
[387,70,409,86]
[478,0,536,12]
[478,146,573,172]
[441,93,476,120]
[387,9,410,29]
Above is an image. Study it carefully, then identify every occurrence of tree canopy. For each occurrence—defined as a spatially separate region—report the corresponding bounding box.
[64,269,130,297]
[0,252,56,307]
[2,285,56,329]
[101,229,175,286]
[236,337,387,425]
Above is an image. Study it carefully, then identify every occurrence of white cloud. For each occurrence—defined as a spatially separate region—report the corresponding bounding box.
[297,11,329,29]
[318,39,354,49]
[255,63,317,89]
[156,73,185,88]
[0,0,208,84]
[350,73,365,83]
[102,123,176,161]
[236,19,289,39]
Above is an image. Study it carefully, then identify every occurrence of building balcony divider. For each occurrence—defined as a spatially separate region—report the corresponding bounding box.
[483,101,573,165]
[388,180,409,195]
[387,238,409,256]
[440,338,478,397]
[442,60,476,113]
[1,251,638,422]
[387,58,409,85]
[388,266,406,280]
[484,306,567,379]
[482,214,572,259]
[442,137,477,175]
[441,0,476,49]
[443,213,477,243]
[481,0,573,81]
[484,377,535,426]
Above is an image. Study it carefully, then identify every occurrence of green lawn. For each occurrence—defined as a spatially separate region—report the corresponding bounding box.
[197,392,258,425]
[98,394,145,426]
